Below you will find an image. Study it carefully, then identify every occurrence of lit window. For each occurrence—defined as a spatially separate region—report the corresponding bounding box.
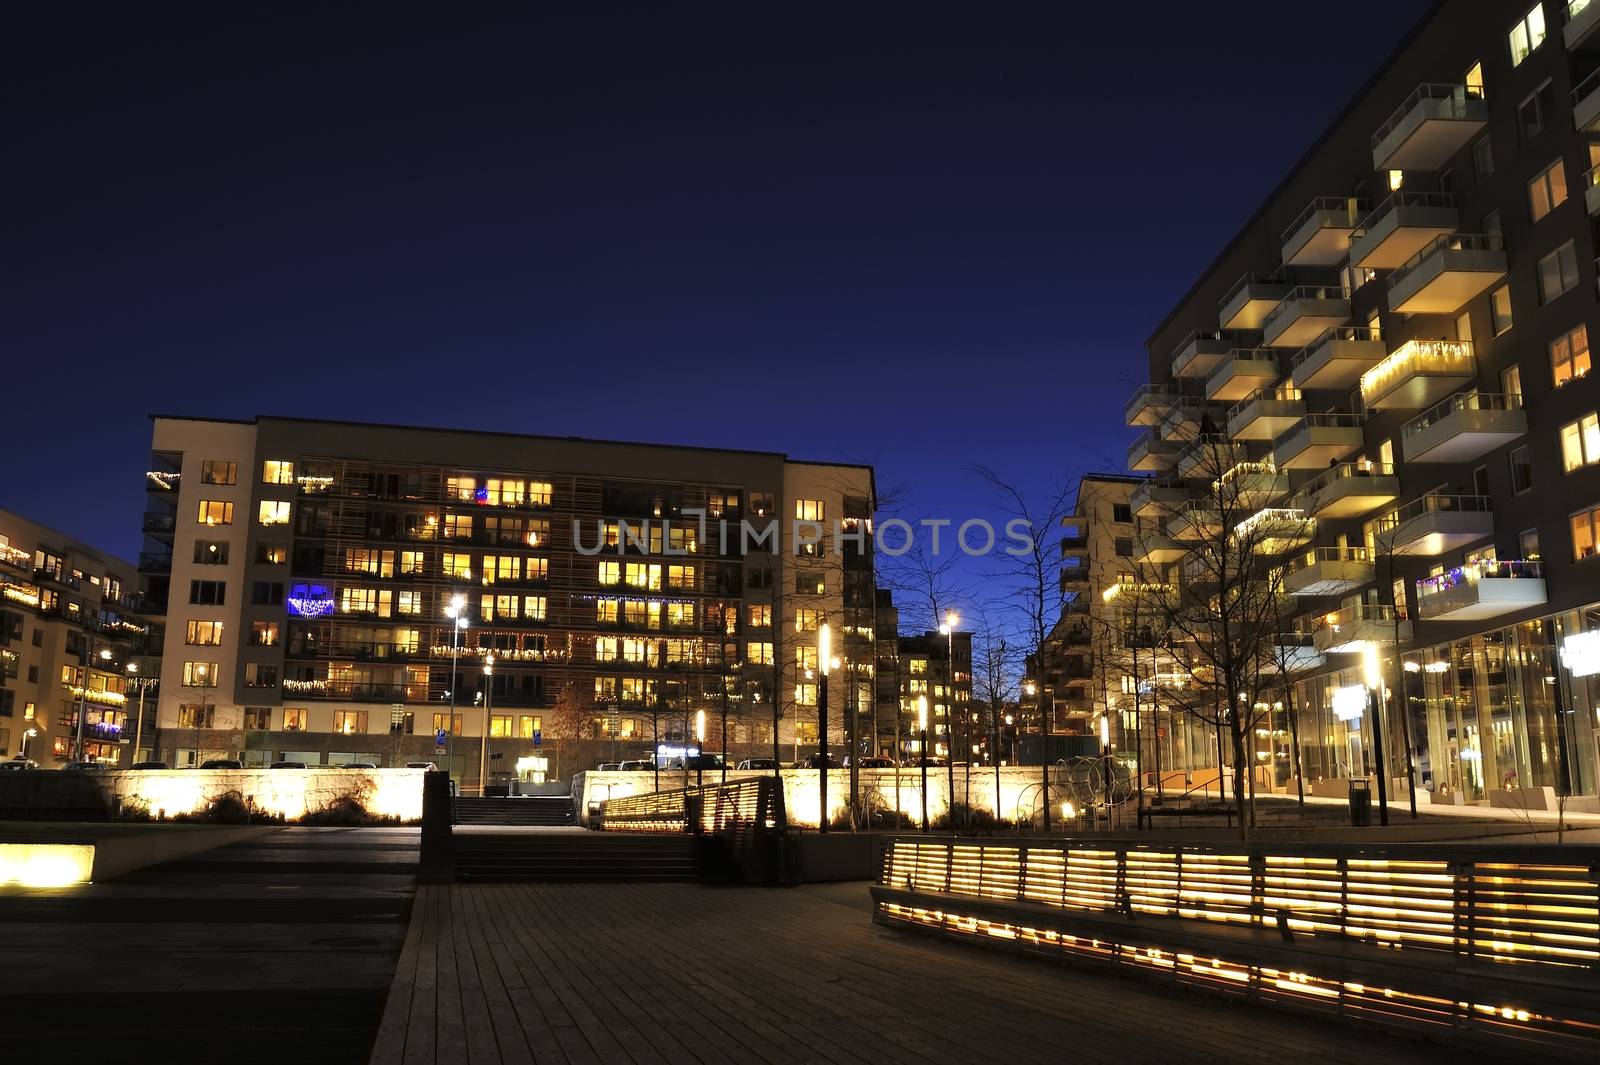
[1551,324,1591,386]
[196,500,233,526]
[1573,505,1600,560]
[1560,412,1600,471]
[262,460,295,485]
[793,608,820,632]
[1509,4,1546,67]
[523,595,547,621]
[667,564,696,589]
[795,683,817,706]
[431,712,462,736]
[595,598,619,624]
[396,590,424,616]
[184,620,224,646]
[258,500,291,527]
[595,637,619,663]
[748,604,772,628]
[283,708,307,732]
[442,553,472,579]
[200,460,237,485]
[747,641,774,666]
[795,498,825,522]
[597,561,620,586]
[333,710,368,735]
[489,715,513,738]
[182,661,219,687]
[399,550,425,575]
[251,621,279,646]
[529,481,553,506]
[442,514,473,539]
[1528,159,1568,222]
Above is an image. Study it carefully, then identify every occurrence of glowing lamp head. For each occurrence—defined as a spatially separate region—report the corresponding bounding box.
[917,694,929,731]
[694,708,706,742]
[1361,641,1382,691]
[944,609,958,629]
[450,593,466,613]
[483,654,496,676]
[98,649,112,661]
[818,623,831,676]
[1098,714,1110,746]
[126,662,139,675]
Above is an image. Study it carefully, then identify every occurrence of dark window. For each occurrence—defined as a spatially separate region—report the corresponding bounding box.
[747,567,773,590]
[748,492,776,518]
[32,629,42,648]
[1114,536,1133,557]
[0,689,12,716]
[1519,81,1554,142]
[1472,136,1494,181]
[1509,445,1533,494]
[1473,465,1491,496]
[244,707,271,730]
[1438,167,1454,197]
[193,540,229,565]
[1538,241,1581,304]
[27,665,39,683]
[250,581,284,606]
[189,580,226,606]
[1112,503,1132,524]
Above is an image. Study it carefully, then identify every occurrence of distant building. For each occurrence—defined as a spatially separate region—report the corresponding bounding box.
[896,629,972,760]
[0,509,155,765]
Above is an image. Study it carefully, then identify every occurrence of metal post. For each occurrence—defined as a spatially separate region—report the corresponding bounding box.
[1369,687,1390,827]
[920,724,930,832]
[131,677,149,765]
[1040,691,1052,832]
[480,656,494,797]
[818,656,829,835]
[73,642,90,761]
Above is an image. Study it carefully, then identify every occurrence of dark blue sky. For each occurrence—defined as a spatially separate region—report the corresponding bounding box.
[9,1,1427,595]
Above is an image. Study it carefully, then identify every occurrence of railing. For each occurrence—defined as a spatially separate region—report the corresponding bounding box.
[1280,196,1367,245]
[1371,83,1485,151]
[1402,390,1522,442]
[1217,272,1286,314]
[141,512,176,534]
[1324,602,1401,626]
[1387,232,1503,291]
[1360,339,1475,400]
[597,775,787,871]
[1126,382,1179,410]
[1226,385,1301,423]
[1261,285,1349,337]
[1297,461,1396,502]
[1417,559,1544,603]
[1204,348,1280,390]
[1382,492,1493,531]
[1575,66,1600,106]
[1170,327,1258,365]
[137,552,173,572]
[1285,545,1372,575]
[874,837,1600,1056]
[1353,189,1456,232]
[1289,325,1380,371]
[1270,411,1364,453]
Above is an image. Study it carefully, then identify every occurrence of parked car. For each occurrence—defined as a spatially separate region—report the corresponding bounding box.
[669,753,725,770]
[796,754,843,769]
[617,759,656,771]
[200,759,244,769]
[735,757,777,770]
[59,761,108,772]
[855,756,897,768]
[0,758,39,772]
[130,760,169,770]
[268,760,307,769]
[596,762,621,771]
[404,761,439,771]
[340,762,378,769]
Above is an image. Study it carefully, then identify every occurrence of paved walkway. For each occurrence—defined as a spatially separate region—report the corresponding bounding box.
[371,881,1455,1065]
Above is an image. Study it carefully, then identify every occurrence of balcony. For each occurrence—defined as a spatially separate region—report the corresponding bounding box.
[1288,327,1386,391]
[1226,386,1304,440]
[1132,531,1186,566]
[1360,339,1476,411]
[1214,460,1289,507]
[1379,493,1494,556]
[1347,192,1458,270]
[137,552,173,573]
[141,512,176,535]
[1586,164,1600,216]
[1280,197,1367,266]
[1130,480,1187,519]
[1293,461,1399,519]
[1204,348,1282,402]
[1268,631,1325,673]
[1370,83,1488,170]
[1167,500,1220,541]
[1128,430,1182,472]
[1415,560,1547,621]
[1401,392,1526,462]
[1126,383,1181,426]
[1577,68,1600,132]
[1158,396,1224,440]
[1218,274,1293,330]
[1386,234,1506,315]
[1568,0,1600,49]
[1270,413,1365,469]
[1171,329,1259,379]
[1315,604,1411,655]
[1260,286,1350,349]
[1176,435,1247,478]
[1232,507,1314,554]
[1284,547,1375,597]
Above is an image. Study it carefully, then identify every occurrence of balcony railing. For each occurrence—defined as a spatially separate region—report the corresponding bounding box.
[1415,560,1546,621]
[1260,285,1351,348]
[1359,339,1475,409]
[1125,383,1181,425]
[1279,196,1367,256]
[1372,84,1483,147]
[141,512,176,534]
[1370,83,1487,169]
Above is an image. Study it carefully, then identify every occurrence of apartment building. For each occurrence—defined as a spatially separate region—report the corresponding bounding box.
[1126,0,1600,807]
[139,416,874,786]
[0,509,154,765]
[895,630,972,760]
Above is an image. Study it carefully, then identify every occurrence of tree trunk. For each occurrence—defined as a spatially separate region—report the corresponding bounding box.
[1230,709,1250,841]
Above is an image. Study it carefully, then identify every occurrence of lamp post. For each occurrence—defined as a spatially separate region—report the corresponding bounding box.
[20,727,39,761]
[444,595,467,777]
[1099,712,1114,826]
[817,623,831,834]
[694,708,706,788]
[1362,642,1390,827]
[73,646,112,762]
[480,654,495,797]
[939,611,958,833]
[126,662,156,766]
[917,694,930,832]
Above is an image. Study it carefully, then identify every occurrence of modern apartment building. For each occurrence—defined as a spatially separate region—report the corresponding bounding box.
[139,416,874,786]
[0,509,154,765]
[895,630,972,760]
[1126,0,1600,807]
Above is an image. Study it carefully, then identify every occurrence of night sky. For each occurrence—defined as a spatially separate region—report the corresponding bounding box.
[10,1,1427,618]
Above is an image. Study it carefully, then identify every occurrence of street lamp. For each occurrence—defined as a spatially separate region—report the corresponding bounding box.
[917,693,930,832]
[444,595,468,781]
[480,653,495,797]
[818,623,831,834]
[694,708,706,788]
[1361,641,1390,826]
[126,662,157,766]
[939,611,958,834]
[20,727,39,760]
[1099,712,1114,824]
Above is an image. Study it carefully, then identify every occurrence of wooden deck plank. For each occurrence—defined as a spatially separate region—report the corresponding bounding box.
[370,882,430,1065]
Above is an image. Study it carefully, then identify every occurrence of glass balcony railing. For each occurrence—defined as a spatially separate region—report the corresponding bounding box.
[1225,385,1302,423]
[1280,197,1367,247]
[1270,411,1365,451]
[1387,233,1504,292]
[1360,339,1475,404]
[1289,326,1381,372]
[1378,493,1492,533]
[1416,559,1543,600]
[1401,392,1523,442]
[1286,545,1373,573]
[1295,460,1397,500]
[1371,84,1485,151]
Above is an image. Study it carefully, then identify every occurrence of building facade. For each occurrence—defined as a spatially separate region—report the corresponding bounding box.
[1125,0,1600,807]
[0,509,154,765]
[895,630,972,760]
[139,416,874,787]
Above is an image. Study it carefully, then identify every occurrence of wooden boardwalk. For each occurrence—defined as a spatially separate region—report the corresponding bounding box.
[370,883,1453,1065]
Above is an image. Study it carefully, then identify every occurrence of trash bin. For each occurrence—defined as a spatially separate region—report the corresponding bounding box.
[1348,779,1372,827]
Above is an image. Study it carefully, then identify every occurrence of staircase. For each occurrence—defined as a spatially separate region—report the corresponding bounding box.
[453,795,575,826]
[452,831,703,883]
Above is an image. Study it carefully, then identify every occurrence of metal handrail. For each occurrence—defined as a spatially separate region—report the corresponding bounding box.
[1401,391,1522,439]
[1286,545,1373,572]
[1372,84,1484,150]
[1289,326,1380,371]
[1353,189,1457,232]
[1218,272,1288,314]
[1388,232,1504,290]
[1280,196,1368,245]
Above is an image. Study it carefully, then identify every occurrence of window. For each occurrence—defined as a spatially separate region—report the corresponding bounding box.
[666,564,695,590]
[185,620,224,646]
[1490,285,1514,335]
[1529,159,1568,222]
[1501,364,1522,400]
[188,579,225,605]
[250,581,284,605]
[1387,168,1404,192]
[1519,81,1554,141]
[1521,527,1542,560]
[1455,310,1473,343]
[182,661,218,687]
[748,604,771,628]
[529,481,553,507]
[333,710,368,735]
[597,560,620,586]
[1509,446,1534,494]
[1561,413,1600,471]
[489,715,513,738]
[796,571,825,595]
[177,704,215,728]
[283,707,307,732]
[339,587,392,617]
[1539,241,1581,304]
[795,499,824,522]
[595,637,619,663]
[481,555,520,584]
[748,492,776,518]
[251,621,279,646]
[344,548,395,577]
[1509,4,1547,66]
[399,550,425,575]
[262,460,294,485]
[257,542,287,565]
[193,540,229,564]
[196,500,233,526]
[1112,503,1132,524]
[1573,504,1600,559]
[1552,324,1591,386]
[1473,465,1491,496]
[257,501,291,527]
[245,707,271,730]
[431,712,463,736]
[243,663,278,688]
[1472,136,1494,181]
[390,710,415,735]
[442,552,472,579]
[396,590,424,616]
[519,715,542,739]
[1114,536,1133,557]
[442,514,473,540]
[793,608,820,633]
[200,460,237,485]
